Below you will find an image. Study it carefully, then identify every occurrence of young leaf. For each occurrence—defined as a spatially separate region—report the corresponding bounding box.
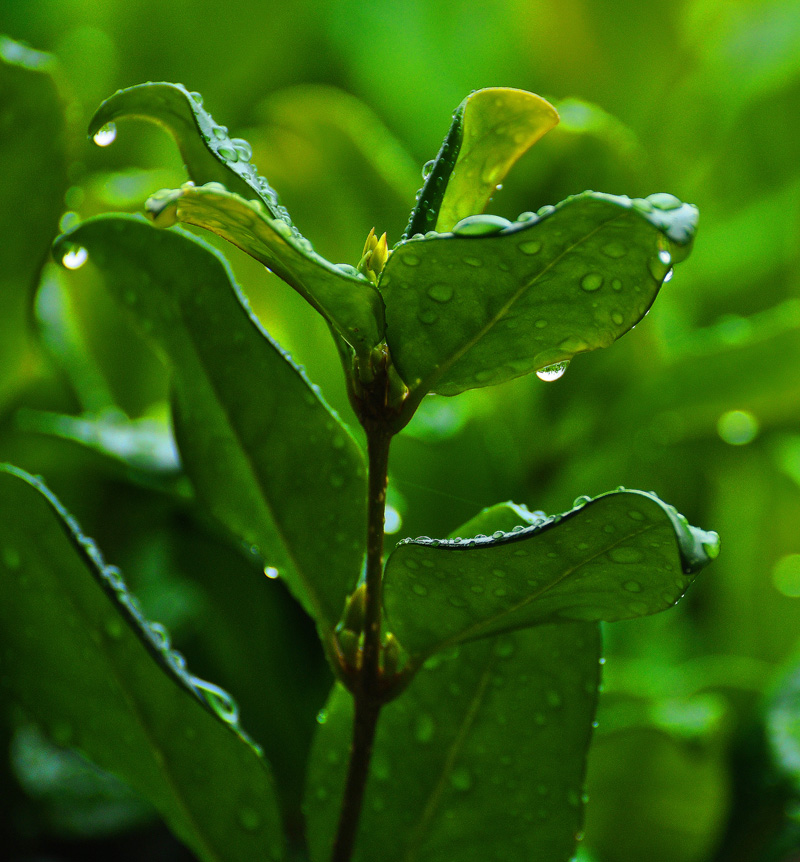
[383,191,697,401]
[0,36,68,405]
[383,489,719,661]
[0,465,284,862]
[404,87,559,237]
[53,215,367,632]
[89,82,293,225]
[307,627,599,862]
[145,184,385,354]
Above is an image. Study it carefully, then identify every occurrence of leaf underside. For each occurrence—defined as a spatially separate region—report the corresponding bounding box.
[53,215,366,632]
[383,489,719,661]
[382,191,697,397]
[305,504,601,862]
[146,184,385,353]
[0,465,284,862]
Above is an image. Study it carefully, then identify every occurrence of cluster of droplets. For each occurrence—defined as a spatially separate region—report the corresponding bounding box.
[398,511,554,552]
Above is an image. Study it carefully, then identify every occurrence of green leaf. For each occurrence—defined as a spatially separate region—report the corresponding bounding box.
[145,184,385,354]
[53,215,366,632]
[404,87,559,237]
[0,464,284,862]
[89,82,293,225]
[0,36,68,406]
[383,489,719,661]
[382,191,698,399]
[306,500,600,862]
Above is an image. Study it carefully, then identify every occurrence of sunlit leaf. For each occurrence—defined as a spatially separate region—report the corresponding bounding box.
[384,489,718,661]
[53,215,366,632]
[145,183,385,354]
[306,503,600,862]
[0,36,68,406]
[404,87,559,237]
[383,191,697,401]
[0,464,284,861]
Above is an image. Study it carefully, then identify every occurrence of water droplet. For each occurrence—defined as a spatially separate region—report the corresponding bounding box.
[536,361,569,382]
[189,91,204,106]
[648,192,682,211]
[601,241,627,259]
[217,144,239,162]
[517,211,537,222]
[412,583,429,597]
[462,256,482,267]
[518,239,542,255]
[62,246,88,269]
[580,272,603,292]
[316,709,328,725]
[612,278,623,291]
[628,601,649,615]
[93,122,117,147]
[623,580,642,592]
[537,204,555,217]
[264,566,279,579]
[546,690,562,707]
[448,595,468,608]
[450,766,472,791]
[422,159,436,180]
[230,137,253,160]
[627,510,645,521]
[610,547,644,564]
[418,309,438,325]
[611,311,624,325]
[402,253,421,266]
[414,713,435,743]
[658,249,672,266]
[427,283,453,302]
[452,214,511,236]
[191,678,240,723]
[238,807,261,832]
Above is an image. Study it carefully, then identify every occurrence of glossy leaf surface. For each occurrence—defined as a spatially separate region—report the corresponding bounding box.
[53,216,366,631]
[383,191,697,398]
[404,87,559,237]
[0,465,284,862]
[384,489,719,661]
[0,37,67,405]
[306,503,600,862]
[145,184,385,354]
[89,82,293,225]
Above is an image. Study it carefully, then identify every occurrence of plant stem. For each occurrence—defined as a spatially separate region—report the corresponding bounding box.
[330,428,392,862]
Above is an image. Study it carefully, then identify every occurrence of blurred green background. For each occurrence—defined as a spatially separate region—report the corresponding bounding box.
[2,0,800,860]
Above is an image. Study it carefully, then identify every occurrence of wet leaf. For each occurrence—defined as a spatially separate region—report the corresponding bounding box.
[89,82,292,224]
[53,215,366,632]
[0,36,68,406]
[383,191,697,400]
[384,489,719,661]
[404,87,559,237]
[145,184,385,354]
[0,465,284,862]
[305,503,600,862]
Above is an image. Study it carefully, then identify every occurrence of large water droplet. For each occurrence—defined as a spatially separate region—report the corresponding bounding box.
[192,678,240,723]
[217,144,239,162]
[62,246,88,270]
[427,283,453,302]
[93,122,117,147]
[402,253,421,266]
[580,272,603,292]
[189,91,204,106]
[648,192,682,211]
[536,361,569,382]
[230,137,252,160]
[264,566,279,579]
[422,159,436,180]
[452,214,511,236]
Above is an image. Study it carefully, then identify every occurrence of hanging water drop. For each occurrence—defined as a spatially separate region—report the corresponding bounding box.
[189,91,204,106]
[191,677,240,723]
[422,159,436,180]
[92,122,117,147]
[536,361,569,382]
[230,137,253,160]
[264,566,279,579]
[62,246,88,270]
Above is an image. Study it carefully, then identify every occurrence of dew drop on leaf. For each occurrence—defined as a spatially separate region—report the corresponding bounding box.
[421,159,435,180]
[217,144,239,162]
[62,246,88,270]
[264,566,279,579]
[518,239,542,255]
[426,283,453,303]
[580,272,603,292]
[414,713,436,743]
[536,361,569,382]
[92,122,117,147]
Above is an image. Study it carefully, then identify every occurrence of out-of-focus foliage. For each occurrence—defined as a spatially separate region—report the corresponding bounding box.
[1,0,800,859]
